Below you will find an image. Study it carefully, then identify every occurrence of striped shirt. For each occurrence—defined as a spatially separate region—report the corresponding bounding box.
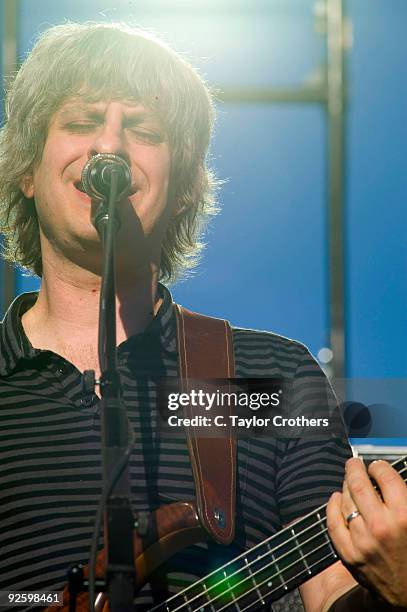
[0,283,352,610]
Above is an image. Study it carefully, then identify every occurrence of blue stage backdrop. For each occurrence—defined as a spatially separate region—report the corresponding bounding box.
[1,0,406,446]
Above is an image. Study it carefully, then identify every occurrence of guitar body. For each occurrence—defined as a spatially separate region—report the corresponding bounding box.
[44,501,208,612]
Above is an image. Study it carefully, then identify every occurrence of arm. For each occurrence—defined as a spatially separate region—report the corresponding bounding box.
[299,559,357,612]
[299,561,403,612]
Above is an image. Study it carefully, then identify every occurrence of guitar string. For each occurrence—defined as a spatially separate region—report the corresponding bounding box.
[193,462,407,612]
[158,462,407,612]
[160,462,407,612]
[149,506,328,611]
[201,496,405,612]
[233,460,407,612]
[156,459,407,611]
[182,462,407,612]
[226,549,336,612]
[155,462,407,612]
[174,523,333,612]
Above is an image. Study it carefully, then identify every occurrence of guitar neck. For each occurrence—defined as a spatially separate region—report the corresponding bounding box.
[153,454,407,612]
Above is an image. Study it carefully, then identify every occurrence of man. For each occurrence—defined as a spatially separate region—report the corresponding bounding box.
[0,22,405,611]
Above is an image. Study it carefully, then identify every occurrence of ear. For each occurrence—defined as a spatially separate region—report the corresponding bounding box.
[20,174,34,199]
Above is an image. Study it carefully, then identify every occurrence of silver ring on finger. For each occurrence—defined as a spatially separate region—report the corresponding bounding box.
[346,510,362,527]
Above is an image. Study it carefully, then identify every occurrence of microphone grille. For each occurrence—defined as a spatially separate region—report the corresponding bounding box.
[81,154,132,201]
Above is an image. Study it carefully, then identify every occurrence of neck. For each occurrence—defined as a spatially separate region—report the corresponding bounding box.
[21,251,163,352]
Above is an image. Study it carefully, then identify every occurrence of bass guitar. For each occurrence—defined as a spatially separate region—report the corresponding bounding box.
[46,454,407,612]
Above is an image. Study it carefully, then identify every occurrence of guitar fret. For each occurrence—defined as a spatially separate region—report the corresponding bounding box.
[291,527,312,575]
[244,557,266,606]
[317,512,337,560]
[183,593,193,612]
[266,542,288,590]
[202,583,215,612]
[223,571,241,611]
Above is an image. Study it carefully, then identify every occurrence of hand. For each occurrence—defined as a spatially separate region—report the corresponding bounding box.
[326,457,407,607]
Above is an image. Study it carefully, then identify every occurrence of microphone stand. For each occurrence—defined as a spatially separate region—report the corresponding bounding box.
[90,169,136,611]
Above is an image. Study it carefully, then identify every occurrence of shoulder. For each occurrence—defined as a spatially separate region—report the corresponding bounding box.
[231,325,309,355]
[231,325,317,379]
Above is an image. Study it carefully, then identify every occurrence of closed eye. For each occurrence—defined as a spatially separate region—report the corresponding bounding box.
[64,121,99,133]
[127,127,164,144]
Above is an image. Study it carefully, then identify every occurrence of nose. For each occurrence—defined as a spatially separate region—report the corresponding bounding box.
[88,109,130,165]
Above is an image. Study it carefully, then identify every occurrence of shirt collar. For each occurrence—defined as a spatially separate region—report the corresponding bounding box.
[0,282,177,376]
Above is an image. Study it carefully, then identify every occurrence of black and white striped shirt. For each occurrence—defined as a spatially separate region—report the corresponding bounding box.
[0,284,352,610]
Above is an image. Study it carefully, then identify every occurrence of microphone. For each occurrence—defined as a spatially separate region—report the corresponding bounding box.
[81,153,132,201]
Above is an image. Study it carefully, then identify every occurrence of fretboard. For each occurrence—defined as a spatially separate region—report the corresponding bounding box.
[152,455,407,612]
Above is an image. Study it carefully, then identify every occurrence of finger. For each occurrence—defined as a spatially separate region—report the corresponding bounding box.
[341,466,365,526]
[341,474,355,515]
[368,460,407,507]
[326,491,358,562]
[344,457,383,518]
[341,479,366,538]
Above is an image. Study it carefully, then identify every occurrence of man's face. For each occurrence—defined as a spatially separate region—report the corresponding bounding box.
[21,98,172,272]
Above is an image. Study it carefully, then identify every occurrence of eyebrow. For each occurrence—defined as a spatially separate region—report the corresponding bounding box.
[57,102,157,123]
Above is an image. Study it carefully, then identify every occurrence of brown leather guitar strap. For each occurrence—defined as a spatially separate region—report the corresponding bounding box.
[174,304,236,545]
